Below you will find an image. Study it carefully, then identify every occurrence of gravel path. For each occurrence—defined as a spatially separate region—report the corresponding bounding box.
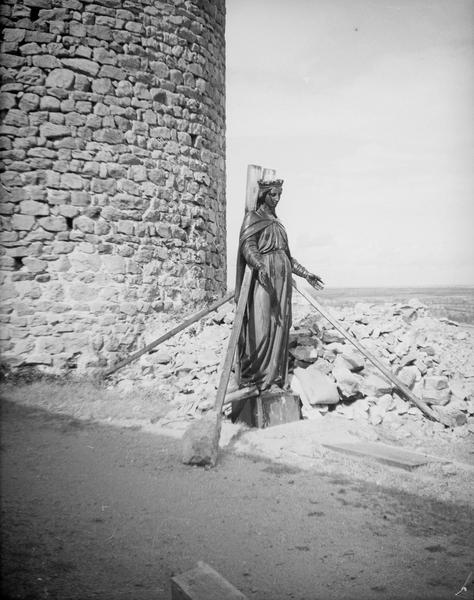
[1,401,473,600]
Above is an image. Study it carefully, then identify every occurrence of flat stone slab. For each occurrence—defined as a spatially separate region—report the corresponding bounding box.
[171,561,248,600]
[322,441,438,470]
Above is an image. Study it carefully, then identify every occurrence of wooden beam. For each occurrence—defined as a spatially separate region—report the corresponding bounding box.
[171,561,248,600]
[103,292,233,378]
[223,384,259,405]
[322,442,434,470]
[244,164,262,212]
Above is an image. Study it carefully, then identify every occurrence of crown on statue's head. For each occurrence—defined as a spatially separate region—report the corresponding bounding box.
[257,179,284,195]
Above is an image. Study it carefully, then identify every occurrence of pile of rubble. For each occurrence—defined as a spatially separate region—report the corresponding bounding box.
[290,299,473,433]
[112,298,474,437]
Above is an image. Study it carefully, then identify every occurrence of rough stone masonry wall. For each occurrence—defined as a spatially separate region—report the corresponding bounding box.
[0,0,226,373]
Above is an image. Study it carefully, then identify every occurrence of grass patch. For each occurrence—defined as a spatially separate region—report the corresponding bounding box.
[0,379,170,424]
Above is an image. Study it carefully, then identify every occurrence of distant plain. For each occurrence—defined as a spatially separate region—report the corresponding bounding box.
[312,286,474,325]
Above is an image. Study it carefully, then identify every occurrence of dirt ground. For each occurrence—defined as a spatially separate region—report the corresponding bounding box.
[1,399,473,600]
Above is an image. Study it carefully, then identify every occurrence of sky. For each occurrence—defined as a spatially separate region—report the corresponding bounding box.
[225,0,474,288]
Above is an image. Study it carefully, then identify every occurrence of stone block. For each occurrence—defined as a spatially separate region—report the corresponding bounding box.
[433,405,468,428]
[57,205,79,218]
[4,109,28,127]
[74,215,95,233]
[294,366,339,405]
[333,366,362,398]
[93,47,116,65]
[101,255,125,274]
[20,42,41,55]
[322,328,346,344]
[69,21,86,37]
[0,54,26,68]
[1,231,18,242]
[69,251,101,272]
[359,372,393,397]
[93,128,124,144]
[424,375,448,390]
[339,348,365,371]
[60,173,84,189]
[0,93,17,110]
[40,123,71,139]
[38,216,67,232]
[0,202,14,215]
[70,191,89,206]
[16,67,45,86]
[45,68,75,89]
[92,78,112,95]
[20,200,49,216]
[422,377,451,406]
[32,55,61,69]
[3,28,26,43]
[397,365,419,389]
[290,345,318,363]
[12,214,35,230]
[61,58,99,77]
[117,220,134,235]
[98,65,126,80]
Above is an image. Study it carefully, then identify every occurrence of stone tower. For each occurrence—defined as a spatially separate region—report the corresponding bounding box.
[0,0,226,372]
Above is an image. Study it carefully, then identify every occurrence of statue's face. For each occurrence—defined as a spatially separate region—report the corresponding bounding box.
[264,187,281,210]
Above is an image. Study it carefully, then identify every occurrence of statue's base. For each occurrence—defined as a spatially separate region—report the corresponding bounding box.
[234,391,301,429]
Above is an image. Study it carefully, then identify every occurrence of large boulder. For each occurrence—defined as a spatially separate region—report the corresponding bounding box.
[294,366,339,405]
[182,411,220,466]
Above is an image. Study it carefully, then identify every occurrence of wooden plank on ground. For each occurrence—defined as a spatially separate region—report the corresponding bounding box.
[322,441,438,470]
[171,561,248,600]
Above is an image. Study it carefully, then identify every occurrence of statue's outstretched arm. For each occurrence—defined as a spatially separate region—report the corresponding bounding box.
[292,258,324,290]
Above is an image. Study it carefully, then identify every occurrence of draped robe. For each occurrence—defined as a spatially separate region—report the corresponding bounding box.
[235,209,293,391]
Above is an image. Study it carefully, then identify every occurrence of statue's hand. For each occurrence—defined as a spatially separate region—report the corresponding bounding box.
[257,264,271,289]
[307,273,324,290]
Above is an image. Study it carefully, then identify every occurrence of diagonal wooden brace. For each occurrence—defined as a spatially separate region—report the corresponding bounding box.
[103,292,233,378]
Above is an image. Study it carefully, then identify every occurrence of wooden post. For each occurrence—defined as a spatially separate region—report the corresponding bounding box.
[292,279,439,421]
[244,165,276,213]
[244,164,262,212]
[214,268,252,417]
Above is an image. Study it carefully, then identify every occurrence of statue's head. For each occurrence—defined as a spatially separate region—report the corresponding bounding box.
[257,179,283,210]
